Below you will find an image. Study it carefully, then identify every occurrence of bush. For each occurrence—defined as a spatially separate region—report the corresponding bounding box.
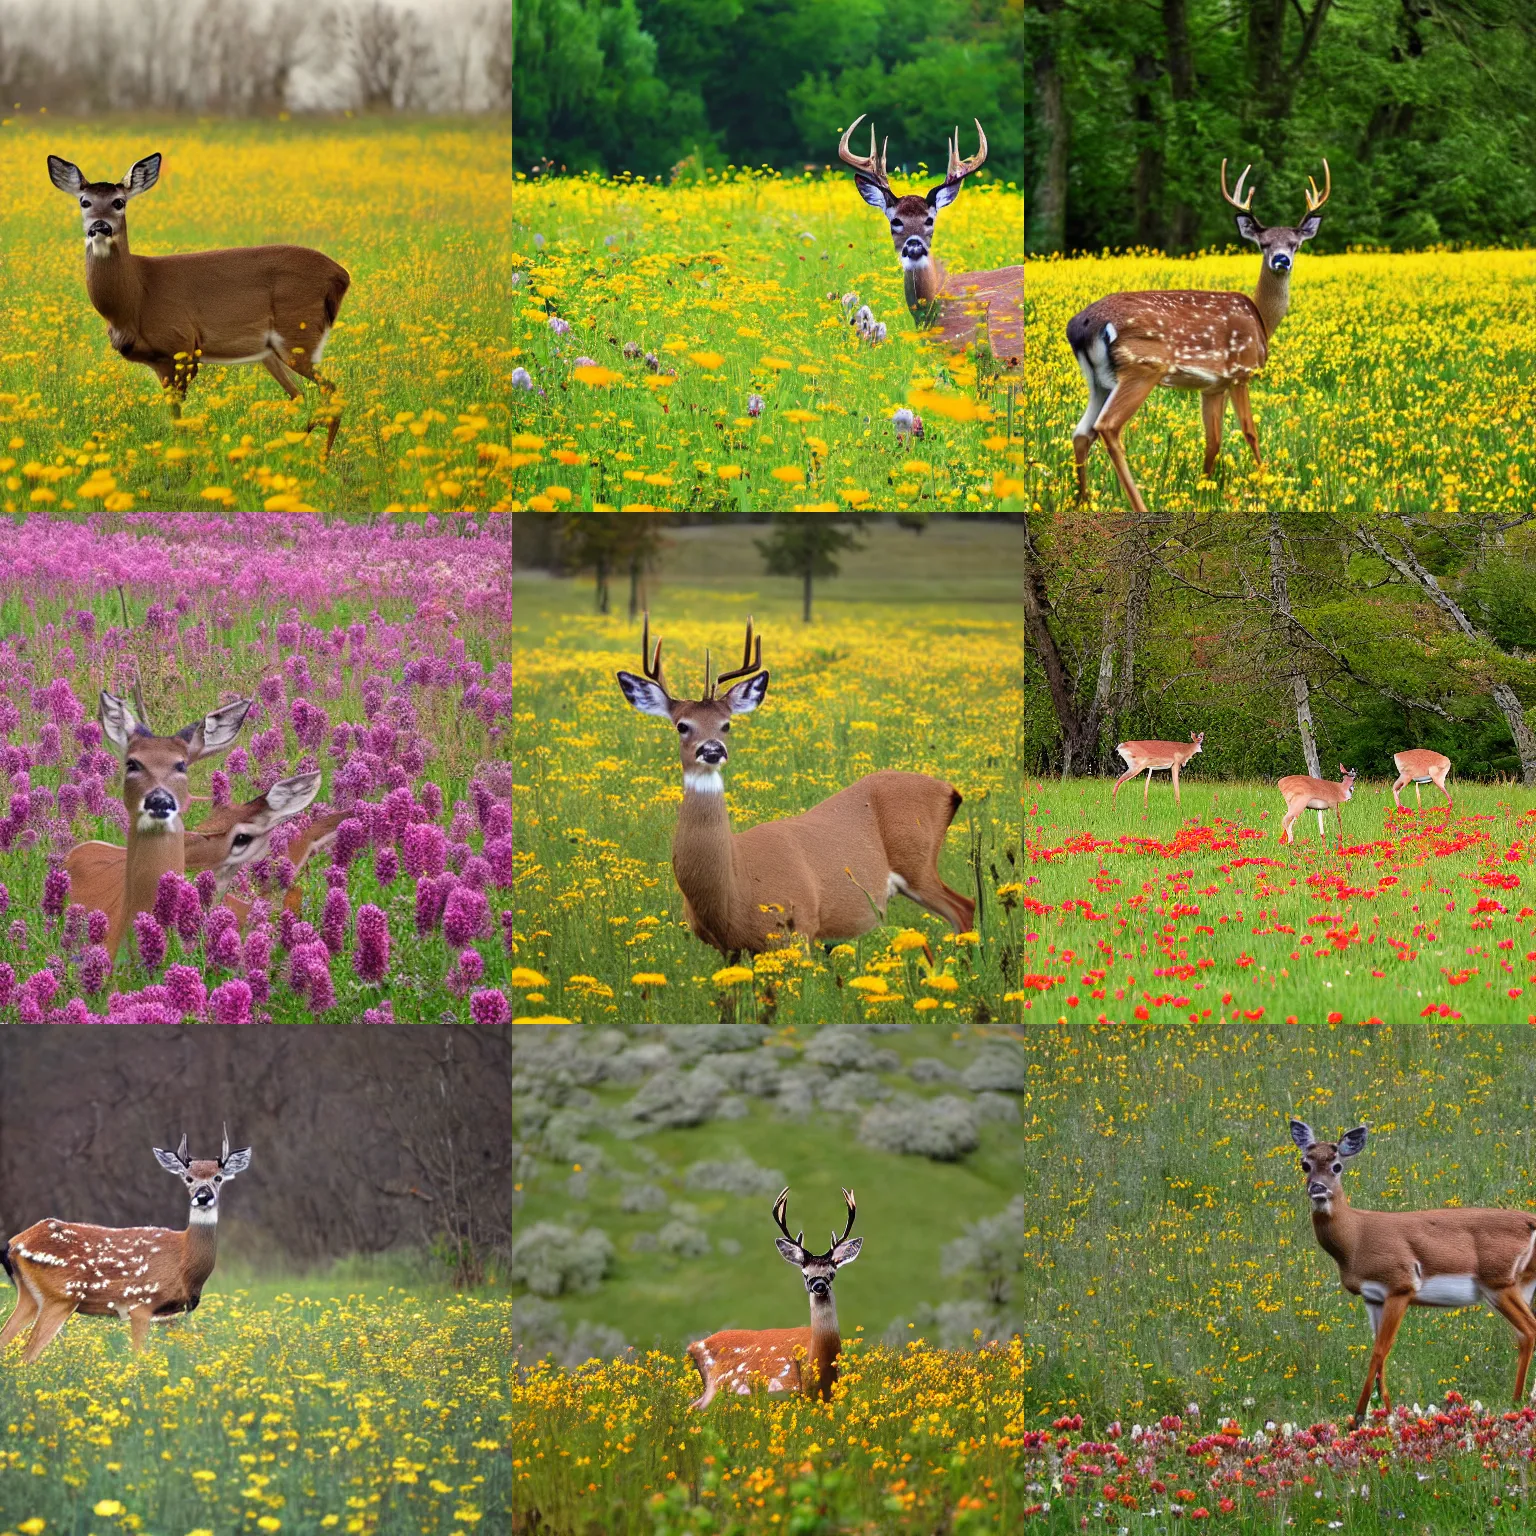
[960,1044,1026,1094]
[620,1181,669,1213]
[686,1156,786,1198]
[818,1071,890,1112]
[859,1094,979,1160]
[657,1220,712,1258]
[513,1297,630,1369]
[908,1057,959,1086]
[607,1041,675,1085]
[975,1091,1020,1124]
[804,1025,878,1072]
[663,1024,768,1063]
[697,1049,781,1094]
[510,1221,615,1297]
[628,1065,725,1128]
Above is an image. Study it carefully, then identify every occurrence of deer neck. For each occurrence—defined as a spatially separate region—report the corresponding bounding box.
[1252,261,1292,339]
[85,234,144,328]
[123,816,185,940]
[806,1289,842,1397]
[1310,1189,1361,1270]
[671,771,742,942]
[181,1204,220,1290]
[904,255,947,318]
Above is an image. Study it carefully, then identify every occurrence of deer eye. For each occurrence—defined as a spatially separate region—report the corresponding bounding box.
[174,761,187,773]
[113,198,124,210]
[213,1175,223,1184]
[720,722,730,732]
[232,833,253,849]
[1332,1163,1342,1173]
[79,197,88,208]
[676,721,689,734]
[125,758,142,773]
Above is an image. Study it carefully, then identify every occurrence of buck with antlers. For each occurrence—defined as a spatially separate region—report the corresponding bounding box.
[48,152,349,453]
[63,688,252,964]
[1290,1120,1536,1423]
[1067,159,1330,514]
[616,616,974,961]
[839,116,1021,368]
[688,1187,861,1409]
[0,1127,252,1363]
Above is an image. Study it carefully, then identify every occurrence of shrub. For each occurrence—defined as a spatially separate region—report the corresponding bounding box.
[512,1297,629,1369]
[628,1066,725,1128]
[510,1222,614,1296]
[975,1091,1021,1124]
[804,1025,878,1072]
[657,1221,712,1258]
[818,1072,890,1112]
[686,1156,786,1198]
[608,1041,676,1085]
[620,1182,669,1213]
[860,1094,979,1160]
[960,1044,1026,1094]
[909,1057,959,1086]
[662,1023,767,1063]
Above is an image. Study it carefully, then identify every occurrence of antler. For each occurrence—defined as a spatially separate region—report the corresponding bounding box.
[835,1187,856,1248]
[773,1187,802,1249]
[1304,158,1331,214]
[1220,158,1255,212]
[639,612,669,697]
[221,1121,230,1166]
[945,119,988,183]
[708,617,763,699]
[837,114,890,193]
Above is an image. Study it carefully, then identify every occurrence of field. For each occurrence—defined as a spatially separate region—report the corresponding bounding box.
[0,1277,511,1533]
[0,119,513,513]
[509,521,1024,1025]
[1023,249,1536,519]
[513,1003,1536,1533]
[509,173,1025,511]
[1023,778,1536,1026]
[0,514,510,1022]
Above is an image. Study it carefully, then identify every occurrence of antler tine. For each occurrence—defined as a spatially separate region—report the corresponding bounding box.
[640,611,668,694]
[1305,158,1331,214]
[772,1187,803,1248]
[839,1187,857,1243]
[946,118,988,183]
[1220,157,1255,213]
[837,113,890,191]
[713,616,763,690]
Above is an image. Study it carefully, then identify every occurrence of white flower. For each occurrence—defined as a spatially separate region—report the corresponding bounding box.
[853,304,874,335]
[622,341,641,359]
[511,272,523,286]
[840,291,859,316]
[574,356,597,368]
[870,322,887,345]
[747,394,764,417]
[549,316,571,335]
[511,367,534,390]
[893,407,916,435]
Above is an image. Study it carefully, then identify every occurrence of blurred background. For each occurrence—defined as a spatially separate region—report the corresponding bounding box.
[1026,0,1536,253]
[513,0,1023,182]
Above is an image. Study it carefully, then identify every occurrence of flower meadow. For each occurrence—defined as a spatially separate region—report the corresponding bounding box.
[0,120,514,513]
[0,514,509,1023]
[1024,249,1536,521]
[0,1286,510,1534]
[1024,778,1536,1025]
[510,170,1024,511]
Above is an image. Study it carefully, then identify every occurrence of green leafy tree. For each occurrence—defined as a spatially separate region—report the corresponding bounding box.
[755,515,866,622]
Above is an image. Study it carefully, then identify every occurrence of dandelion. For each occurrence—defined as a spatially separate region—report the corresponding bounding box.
[92,1502,123,1517]
[717,464,743,479]
[574,364,622,386]
[631,972,667,986]
[689,351,725,369]
[711,965,754,986]
[770,466,804,484]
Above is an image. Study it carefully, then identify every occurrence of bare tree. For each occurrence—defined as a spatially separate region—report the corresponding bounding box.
[345,0,435,111]
[483,1,509,112]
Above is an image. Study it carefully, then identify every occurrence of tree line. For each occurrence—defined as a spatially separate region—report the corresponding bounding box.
[1026,0,1536,253]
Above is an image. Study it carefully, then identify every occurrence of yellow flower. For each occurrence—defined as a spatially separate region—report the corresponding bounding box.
[553,448,582,465]
[92,1501,124,1517]
[922,974,960,992]
[991,475,1025,498]
[631,973,668,986]
[904,460,931,476]
[454,1512,483,1525]
[892,930,930,953]
[783,409,818,423]
[914,997,940,1012]
[258,1520,283,1532]
[983,435,1011,451]
[198,486,234,503]
[512,433,546,450]
[19,1521,46,1535]
[909,387,980,420]
[849,976,889,994]
[760,357,791,371]
[688,351,725,369]
[187,1530,216,1536]
[711,966,754,986]
[430,1480,454,1494]
[526,495,557,511]
[510,967,549,988]
[78,475,117,498]
[642,474,672,486]
[541,485,573,502]
[513,1014,575,1025]
[574,365,622,386]
[191,1470,217,1481]
[770,466,804,484]
[717,465,742,479]
[829,943,856,959]
[840,488,870,505]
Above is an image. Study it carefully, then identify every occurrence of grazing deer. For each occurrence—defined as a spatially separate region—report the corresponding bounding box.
[0,1127,252,1363]
[64,689,252,964]
[616,616,975,961]
[839,116,1021,368]
[1112,732,1205,806]
[1278,764,1356,846]
[47,152,349,453]
[1391,749,1452,808]
[1290,1120,1536,1423]
[1068,159,1330,514]
[688,1188,861,1409]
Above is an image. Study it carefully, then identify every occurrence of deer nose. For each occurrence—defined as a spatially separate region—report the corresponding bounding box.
[1307,1181,1330,1198]
[87,220,112,237]
[697,741,726,765]
[901,237,926,259]
[1270,251,1292,272]
[142,788,178,819]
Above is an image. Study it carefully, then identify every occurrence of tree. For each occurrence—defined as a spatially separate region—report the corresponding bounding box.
[754,515,865,622]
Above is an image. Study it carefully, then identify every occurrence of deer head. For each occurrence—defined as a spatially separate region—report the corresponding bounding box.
[1221,157,1330,276]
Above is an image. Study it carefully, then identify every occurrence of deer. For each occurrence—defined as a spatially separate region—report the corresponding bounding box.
[687,1187,861,1409]
[616,616,975,963]
[1391,749,1452,808]
[63,688,252,965]
[839,116,1021,369]
[0,1126,252,1363]
[1290,1120,1536,1424]
[47,152,349,454]
[1067,158,1330,515]
[1112,731,1205,807]
[1278,764,1356,847]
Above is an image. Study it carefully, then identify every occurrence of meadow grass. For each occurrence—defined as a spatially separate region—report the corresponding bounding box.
[1023,249,1536,520]
[0,1281,510,1534]
[510,171,1024,511]
[510,532,1024,1026]
[0,117,513,514]
[1024,776,1536,1026]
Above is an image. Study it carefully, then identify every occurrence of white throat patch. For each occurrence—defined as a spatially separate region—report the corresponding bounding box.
[187,1208,219,1225]
[684,770,723,794]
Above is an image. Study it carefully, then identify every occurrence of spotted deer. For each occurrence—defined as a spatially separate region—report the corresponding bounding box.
[687,1188,861,1409]
[0,1127,252,1362]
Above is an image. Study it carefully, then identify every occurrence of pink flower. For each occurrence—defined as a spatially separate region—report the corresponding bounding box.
[134,911,167,970]
[43,864,70,920]
[210,769,231,807]
[486,836,512,887]
[209,978,253,1024]
[321,887,350,955]
[196,870,219,910]
[333,817,366,867]
[470,989,511,1025]
[374,846,399,886]
[176,883,204,943]
[443,886,490,948]
[403,822,447,880]
[153,869,183,929]
[450,948,485,994]
[87,908,108,945]
[79,944,111,994]
[354,904,390,983]
[165,964,207,1018]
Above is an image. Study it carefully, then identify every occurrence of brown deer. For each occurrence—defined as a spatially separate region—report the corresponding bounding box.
[688,1188,861,1409]
[1391,749,1452,808]
[47,152,349,453]
[1291,1120,1536,1424]
[0,1127,252,1362]
[616,616,975,962]
[63,688,252,964]
[1278,764,1356,847]
[839,116,1021,367]
[1112,732,1205,806]
[1067,159,1330,513]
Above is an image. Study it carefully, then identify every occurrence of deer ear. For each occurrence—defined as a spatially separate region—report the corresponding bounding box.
[220,1146,253,1177]
[152,1144,187,1174]
[48,155,84,195]
[854,174,893,212]
[832,1235,863,1267]
[617,671,674,720]
[1289,1119,1315,1150]
[927,179,962,212]
[124,153,161,197]
[721,671,768,715]
[1235,214,1263,245]
[177,698,253,759]
[1338,1126,1368,1158]
[775,1237,806,1265]
[99,691,138,754]
[1295,212,1322,242]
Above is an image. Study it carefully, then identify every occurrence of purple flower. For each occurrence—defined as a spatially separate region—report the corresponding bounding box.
[196,870,219,910]
[244,929,271,975]
[451,948,485,993]
[134,911,167,970]
[258,674,285,707]
[226,746,250,777]
[403,822,447,880]
[176,883,204,944]
[23,968,59,1012]
[415,875,449,937]
[7,918,24,947]
[209,922,242,969]
[209,978,253,1024]
[549,315,570,335]
[374,846,399,886]
[251,726,283,763]
[443,887,490,948]
[153,870,183,929]
[290,698,328,752]
[419,781,444,821]
[165,964,207,1018]
[57,998,92,1024]
[43,865,70,920]
[486,836,512,887]
[211,770,231,808]
[354,904,390,983]
[362,1000,395,1024]
[0,963,13,1007]
[321,887,350,955]
[462,855,491,891]
[62,903,86,951]
[362,677,388,720]
[747,393,764,417]
[0,882,9,917]
[333,817,366,868]
[79,945,110,994]
[87,908,108,945]
[308,961,335,1013]
[470,989,511,1025]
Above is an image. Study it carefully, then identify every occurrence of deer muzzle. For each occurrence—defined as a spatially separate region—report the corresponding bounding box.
[141,788,178,821]
[696,740,727,766]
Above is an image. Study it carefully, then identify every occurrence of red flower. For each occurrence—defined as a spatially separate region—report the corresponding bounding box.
[1326,1010,1343,1024]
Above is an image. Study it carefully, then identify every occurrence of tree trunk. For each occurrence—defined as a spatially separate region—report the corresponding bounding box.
[1162,0,1197,250]
[1028,0,1067,254]
[1269,511,1320,776]
[1025,519,1109,775]
[802,563,812,623]
[595,555,610,615]
[1132,52,1164,249]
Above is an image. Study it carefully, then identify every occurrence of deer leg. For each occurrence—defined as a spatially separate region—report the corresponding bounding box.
[0,1280,39,1354]
[1415,782,1422,806]
[1354,1291,1409,1424]
[1171,763,1182,806]
[1199,389,1226,477]
[1438,774,1452,805]
[1391,774,1408,807]
[1071,379,1107,500]
[278,345,343,458]
[263,354,303,400]
[1486,1287,1536,1402]
[1143,767,1153,807]
[1229,382,1262,467]
[128,1307,152,1353]
[21,1299,78,1363]
[1090,368,1163,516]
[1111,765,1140,803]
